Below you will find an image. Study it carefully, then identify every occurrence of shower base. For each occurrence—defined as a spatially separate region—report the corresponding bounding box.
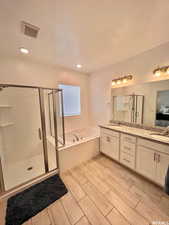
[2,152,56,191]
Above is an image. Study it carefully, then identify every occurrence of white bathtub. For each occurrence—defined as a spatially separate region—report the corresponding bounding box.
[58,127,100,172]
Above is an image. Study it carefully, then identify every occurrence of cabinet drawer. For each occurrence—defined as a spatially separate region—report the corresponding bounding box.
[137,138,169,155]
[121,142,136,156]
[101,128,120,138]
[121,133,136,144]
[120,152,135,169]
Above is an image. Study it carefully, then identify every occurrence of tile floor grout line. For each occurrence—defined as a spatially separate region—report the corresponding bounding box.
[79,181,113,218]
[47,207,57,225]
[60,196,80,225]
[67,176,111,225]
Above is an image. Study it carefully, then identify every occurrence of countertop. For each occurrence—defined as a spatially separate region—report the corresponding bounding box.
[99,124,169,145]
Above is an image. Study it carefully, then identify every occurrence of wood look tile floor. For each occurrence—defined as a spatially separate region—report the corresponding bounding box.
[1,155,169,225]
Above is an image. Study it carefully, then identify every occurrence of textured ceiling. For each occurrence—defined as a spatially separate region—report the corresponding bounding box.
[0,0,169,73]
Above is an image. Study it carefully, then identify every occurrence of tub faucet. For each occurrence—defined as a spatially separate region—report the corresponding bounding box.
[73,134,79,141]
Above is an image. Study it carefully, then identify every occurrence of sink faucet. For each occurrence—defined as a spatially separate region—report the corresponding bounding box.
[73,134,80,141]
[161,126,169,136]
[151,126,169,137]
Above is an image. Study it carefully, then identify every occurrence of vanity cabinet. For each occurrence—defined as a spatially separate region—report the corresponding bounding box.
[100,128,120,161]
[136,146,156,181]
[136,138,169,186]
[156,153,169,186]
[100,127,169,187]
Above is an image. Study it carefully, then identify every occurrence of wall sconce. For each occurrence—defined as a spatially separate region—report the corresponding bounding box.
[153,66,169,77]
[112,75,133,86]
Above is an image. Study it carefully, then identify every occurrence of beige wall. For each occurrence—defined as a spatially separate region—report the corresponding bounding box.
[89,41,169,126]
[0,56,91,132]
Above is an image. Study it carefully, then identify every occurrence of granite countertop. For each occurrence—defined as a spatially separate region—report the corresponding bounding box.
[99,124,169,145]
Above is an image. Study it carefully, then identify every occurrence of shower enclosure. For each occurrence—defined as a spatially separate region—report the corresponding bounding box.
[0,84,65,194]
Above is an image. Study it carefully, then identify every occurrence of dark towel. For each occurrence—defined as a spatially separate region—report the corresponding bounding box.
[164,166,169,195]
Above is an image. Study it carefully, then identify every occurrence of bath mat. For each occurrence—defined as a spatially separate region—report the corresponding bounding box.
[5,174,68,225]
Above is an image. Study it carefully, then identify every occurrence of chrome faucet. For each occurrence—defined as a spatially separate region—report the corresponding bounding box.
[73,134,80,141]
[151,126,169,137]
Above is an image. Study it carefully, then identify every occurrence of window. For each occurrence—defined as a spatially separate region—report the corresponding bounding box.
[59,84,81,116]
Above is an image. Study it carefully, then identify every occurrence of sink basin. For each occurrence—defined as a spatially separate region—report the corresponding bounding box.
[107,123,120,127]
[150,133,169,138]
[150,133,161,136]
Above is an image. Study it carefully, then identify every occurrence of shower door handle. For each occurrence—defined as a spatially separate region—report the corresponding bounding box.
[38,128,42,140]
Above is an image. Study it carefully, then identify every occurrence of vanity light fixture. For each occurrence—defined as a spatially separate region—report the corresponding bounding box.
[112,75,133,86]
[153,66,169,77]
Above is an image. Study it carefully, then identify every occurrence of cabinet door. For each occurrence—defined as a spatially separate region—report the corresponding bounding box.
[156,152,169,186]
[100,134,119,161]
[136,146,156,181]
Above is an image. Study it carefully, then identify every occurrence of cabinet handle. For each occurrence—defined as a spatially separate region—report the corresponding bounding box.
[125,137,132,142]
[158,154,160,163]
[123,158,130,163]
[38,128,42,140]
[154,153,156,161]
[124,146,130,150]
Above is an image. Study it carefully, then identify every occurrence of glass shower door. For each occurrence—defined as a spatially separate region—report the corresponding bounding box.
[43,89,65,172]
[0,86,45,191]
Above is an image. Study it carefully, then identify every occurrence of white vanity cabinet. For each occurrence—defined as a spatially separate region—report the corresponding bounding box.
[100,128,120,161]
[100,126,169,187]
[156,153,169,186]
[136,145,156,181]
[136,138,169,186]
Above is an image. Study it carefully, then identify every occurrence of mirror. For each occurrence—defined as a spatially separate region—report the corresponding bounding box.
[112,95,144,124]
[156,90,169,127]
[111,79,169,127]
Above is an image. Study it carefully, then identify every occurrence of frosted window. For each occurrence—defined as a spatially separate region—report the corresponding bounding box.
[59,84,81,116]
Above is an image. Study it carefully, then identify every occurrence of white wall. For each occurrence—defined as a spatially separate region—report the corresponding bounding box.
[89,41,169,126]
[0,56,91,132]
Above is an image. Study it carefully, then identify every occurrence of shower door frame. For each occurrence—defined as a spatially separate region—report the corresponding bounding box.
[0,84,65,195]
[48,90,65,146]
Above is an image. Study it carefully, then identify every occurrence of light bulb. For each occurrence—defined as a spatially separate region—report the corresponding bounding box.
[167,67,169,75]
[112,81,116,86]
[123,78,127,83]
[117,80,121,85]
[154,70,161,77]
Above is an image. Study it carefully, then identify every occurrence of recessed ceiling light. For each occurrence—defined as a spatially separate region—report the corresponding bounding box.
[76,64,82,68]
[20,47,29,54]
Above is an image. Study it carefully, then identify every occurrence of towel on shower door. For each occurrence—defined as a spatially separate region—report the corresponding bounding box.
[165,166,169,195]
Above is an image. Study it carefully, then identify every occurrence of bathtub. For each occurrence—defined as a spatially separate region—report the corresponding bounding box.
[50,127,100,172]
